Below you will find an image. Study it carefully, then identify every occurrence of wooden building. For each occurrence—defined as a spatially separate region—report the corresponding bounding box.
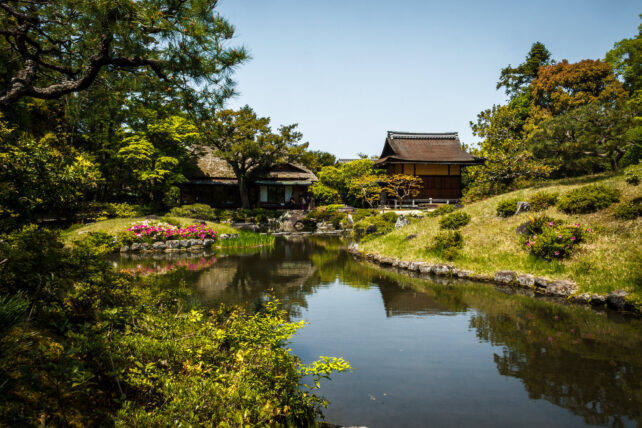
[375,131,484,200]
[180,148,318,208]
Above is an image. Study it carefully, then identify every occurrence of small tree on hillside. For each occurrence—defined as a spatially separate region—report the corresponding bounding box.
[203,106,307,208]
[384,174,422,203]
[348,175,383,208]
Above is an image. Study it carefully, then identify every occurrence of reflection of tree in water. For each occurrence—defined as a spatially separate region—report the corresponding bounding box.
[469,300,642,427]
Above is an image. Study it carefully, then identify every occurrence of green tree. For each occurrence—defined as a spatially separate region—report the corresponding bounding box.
[347,175,383,208]
[310,159,382,206]
[0,0,247,109]
[299,150,337,173]
[605,16,642,94]
[497,41,553,99]
[384,174,422,203]
[203,106,307,208]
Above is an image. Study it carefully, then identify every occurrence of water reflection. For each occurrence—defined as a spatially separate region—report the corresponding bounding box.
[111,237,642,427]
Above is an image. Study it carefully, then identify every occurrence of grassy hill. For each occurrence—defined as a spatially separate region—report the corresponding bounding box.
[360,164,642,301]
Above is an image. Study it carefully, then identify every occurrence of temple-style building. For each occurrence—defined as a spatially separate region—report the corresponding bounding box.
[375,131,484,200]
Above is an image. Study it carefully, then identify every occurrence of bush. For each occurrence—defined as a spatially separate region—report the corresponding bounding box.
[557,185,620,214]
[352,208,377,222]
[528,191,558,212]
[496,198,519,217]
[354,214,395,240]
[430,230,464,260]
[520,217,589,260]
[78,202,145,222]
[381,212,399,223]
[614,198,642,220]
[439,212,471,230]
[427,204,457,217]
[625,174,640,186]
[169,203,219,221]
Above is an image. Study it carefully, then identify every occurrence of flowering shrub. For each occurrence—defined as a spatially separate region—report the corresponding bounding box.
[520,217,589,260]
[126,220,217,242]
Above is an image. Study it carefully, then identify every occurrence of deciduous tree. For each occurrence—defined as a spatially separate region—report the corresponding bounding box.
[384,174,422,203]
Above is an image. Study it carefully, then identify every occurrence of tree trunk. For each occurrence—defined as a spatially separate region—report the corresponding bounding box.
[238,177,250,208]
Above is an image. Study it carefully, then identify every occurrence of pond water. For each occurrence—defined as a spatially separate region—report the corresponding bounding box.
[111,237,642,428]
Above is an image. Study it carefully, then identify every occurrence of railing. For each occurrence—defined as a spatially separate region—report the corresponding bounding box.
[382,198,459,209]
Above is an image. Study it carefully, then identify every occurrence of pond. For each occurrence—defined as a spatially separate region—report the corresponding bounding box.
[111,237,642,428]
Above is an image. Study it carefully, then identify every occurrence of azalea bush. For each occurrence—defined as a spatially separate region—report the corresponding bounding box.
[520,217,589,260]
[126,220,217,242]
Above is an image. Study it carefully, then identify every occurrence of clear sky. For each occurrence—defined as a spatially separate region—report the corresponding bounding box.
[216,0,640,158]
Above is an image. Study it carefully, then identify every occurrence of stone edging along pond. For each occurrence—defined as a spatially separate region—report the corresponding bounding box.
[118,233,240,253]
[347,247,639,315]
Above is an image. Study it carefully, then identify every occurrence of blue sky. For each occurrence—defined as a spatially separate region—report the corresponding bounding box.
[217,0,640,158]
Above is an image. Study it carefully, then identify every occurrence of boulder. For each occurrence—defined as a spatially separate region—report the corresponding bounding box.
[515,274,535,288]
[545,279,578,297]
[119,246,130,253]
[129,242,142,252]
[346,214,354,225]
[189,239,203,247]
[179,239,191,248]
[431,264,452,276]
[570,293,591,304]
[152,241,166,251]
[395,215,410,229]
[366,225,377,234]
[203,239,215,248]
[229,233,239,239]
[494,270,516,284]
[398,261,410,269]
[140,243,151,251]
[606,290,629,310]
[166,240,180,249]
[219,234,230,240]
[392,259,400,267]
[379,257,395,266]
[515,221,531,235]
[407,262,420,271]
[534,277,550,288]
[515,201,531,215]
[404,234,417,241]
[590,294,607,305]
[454,269,472,279]
[419,264,433,274]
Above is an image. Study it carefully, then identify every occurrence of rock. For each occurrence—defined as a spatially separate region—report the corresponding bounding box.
[219,234,229,240]
[471,273,493,282]
[366,225,377,234]
[494,270,516,284]
[346,214,354,225]
[545,279,578,297]
[571,293,591,304]
[166,240,180,249]
[534,277,550,288]
[189,239,203,247]
[407,262,420,271]
[130,242,142,251]
[590,294,607,305]
[395,215,411,229]
[164,248,180,253]
[419,264,433,274]
[454,269,472,279]
[203,238,215,248]
[515,201,531,215]
[607,290,629,310]
[431,264,452,276]
[120,246,130,253]
[404,234,417,241]
[152,241,166,251]
[516,221,531,235]
[392,259,400,267]
[140,243,151,251]
[379,257,395,266]
[515,274,535,288]
[179,239,191,248]
[229,233,239,239]
[398,261,410,269]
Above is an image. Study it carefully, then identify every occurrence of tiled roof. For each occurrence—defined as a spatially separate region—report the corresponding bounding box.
[375,131,483,165]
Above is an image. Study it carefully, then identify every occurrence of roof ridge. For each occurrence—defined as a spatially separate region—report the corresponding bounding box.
[387,131,459,140]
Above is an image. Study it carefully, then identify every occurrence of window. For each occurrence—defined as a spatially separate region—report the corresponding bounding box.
[267,186,285,204]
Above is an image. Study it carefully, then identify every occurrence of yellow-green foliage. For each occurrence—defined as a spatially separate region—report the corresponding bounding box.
[360,165,642,301]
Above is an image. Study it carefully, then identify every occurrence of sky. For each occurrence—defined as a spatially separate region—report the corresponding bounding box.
[216,0,640,158]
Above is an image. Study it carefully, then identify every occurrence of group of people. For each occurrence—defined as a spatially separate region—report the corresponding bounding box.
[288,195,309,210]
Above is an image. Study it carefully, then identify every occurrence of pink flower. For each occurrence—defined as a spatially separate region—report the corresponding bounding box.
[557,234,562,238]
[554,251,560,256]
[548,222,554,226]
[570,236,576,241]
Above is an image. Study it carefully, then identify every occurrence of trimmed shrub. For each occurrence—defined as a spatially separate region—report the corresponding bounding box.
[78,202,145,222]
[496,198,519,217]
[430,230,464,260]
[528,191,558,212]
[520,217,589,260]
[625,174,640,186]
[352,208,377,222]
[614,198,642,220]
[557,185,620,214]
[381,212,399,223]
[439,212,470,230]
[169,204,219,221]
[427,204,457,217]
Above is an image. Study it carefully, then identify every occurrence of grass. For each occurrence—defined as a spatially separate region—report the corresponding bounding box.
[360,164,642,301]
[61,216,239,243]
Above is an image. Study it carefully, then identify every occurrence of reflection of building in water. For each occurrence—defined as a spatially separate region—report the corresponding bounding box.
[376,279,450,317]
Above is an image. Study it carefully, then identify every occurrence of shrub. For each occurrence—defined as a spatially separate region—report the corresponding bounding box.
[528,191,558,212]
[78,202,145,222]
[520,217,589,260]
[430,230,464,260]
[381,212,399,223]
[352,208,377,222]
[169,204,219,221]
[353,214,396,240]
[427,204,457,217]
[496,198,519,217]
[439,212,471,230]
[625,174,640,186]
[614,198,642,220]
[557,185,620,214]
